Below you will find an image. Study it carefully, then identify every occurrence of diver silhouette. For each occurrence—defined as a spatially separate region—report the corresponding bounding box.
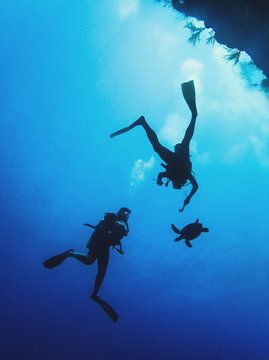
[43,207,131,300]
[110,80,198,212]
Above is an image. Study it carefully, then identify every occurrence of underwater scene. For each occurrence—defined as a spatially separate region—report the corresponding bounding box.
[1,1,269,359]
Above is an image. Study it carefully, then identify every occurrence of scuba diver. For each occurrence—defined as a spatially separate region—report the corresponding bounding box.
[43,207,131,300]
[110,80,198,212]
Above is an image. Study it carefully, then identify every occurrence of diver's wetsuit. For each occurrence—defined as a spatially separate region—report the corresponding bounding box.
[85,213,129,296]
[113,115,195,187]
[43,211,130,297]
[110,80,199,209]
[156,112,196,187]
[110,109,198,211]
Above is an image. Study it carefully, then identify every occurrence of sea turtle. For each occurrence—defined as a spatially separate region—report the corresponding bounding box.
[171,219,209,248]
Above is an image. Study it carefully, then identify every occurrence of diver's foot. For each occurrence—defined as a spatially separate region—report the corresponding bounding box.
[189,99,198,117]
[129,115,145,128]
[137,115,145,123]
[191,108,198,118]
[90,293,99,300]
[65,249,74,257]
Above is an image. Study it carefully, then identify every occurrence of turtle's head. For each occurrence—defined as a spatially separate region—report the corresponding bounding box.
[202,227,209,232]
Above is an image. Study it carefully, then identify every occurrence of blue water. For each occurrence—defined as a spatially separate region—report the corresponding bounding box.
[1,1,269,359]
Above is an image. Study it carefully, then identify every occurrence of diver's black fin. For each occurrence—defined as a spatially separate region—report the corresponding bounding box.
[91,295,119,322]
[110,117,144,138]
[171,224,181,234]
[181,80,197,115]
[110,127,131,138]
[42,249,74,269]
[185,240,192,248]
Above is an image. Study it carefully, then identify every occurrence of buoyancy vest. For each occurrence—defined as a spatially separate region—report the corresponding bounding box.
[164,153,192,183]
[86,213,128,250]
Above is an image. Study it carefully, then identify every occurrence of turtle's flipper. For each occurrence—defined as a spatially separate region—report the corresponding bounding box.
[171,224,181,235]
[185,240,193,248]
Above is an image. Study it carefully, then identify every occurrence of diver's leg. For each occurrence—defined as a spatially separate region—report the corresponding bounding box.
[111,116,173,162]
[140,118,174,161]
[67,251,96,265]
[91,250,109,297]
[181,112,197,149]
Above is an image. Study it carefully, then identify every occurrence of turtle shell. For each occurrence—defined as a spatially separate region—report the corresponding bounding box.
[181,222,203,240]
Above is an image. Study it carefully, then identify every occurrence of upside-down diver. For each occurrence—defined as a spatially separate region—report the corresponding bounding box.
[110,80,198,212]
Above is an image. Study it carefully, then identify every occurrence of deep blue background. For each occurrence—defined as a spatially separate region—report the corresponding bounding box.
[1,1,269,359]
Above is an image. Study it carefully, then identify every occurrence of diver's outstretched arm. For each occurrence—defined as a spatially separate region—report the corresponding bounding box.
[179,174,198,212]
[157,171,167,186]
[113,241,124,255]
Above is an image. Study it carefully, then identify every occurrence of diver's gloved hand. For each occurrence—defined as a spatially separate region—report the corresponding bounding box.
[156,179,163,186]
[179,198,190,212]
